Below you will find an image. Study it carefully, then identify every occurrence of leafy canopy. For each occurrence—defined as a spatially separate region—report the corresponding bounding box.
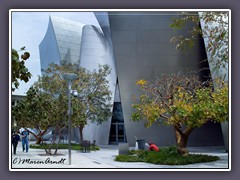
[38,63,112,128]
[131,73,228,129]
[12,47,32,91]
[170,12,229,70]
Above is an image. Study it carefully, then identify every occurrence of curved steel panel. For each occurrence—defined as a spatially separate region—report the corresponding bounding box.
[39,17,61,71]
[80,24,117,145]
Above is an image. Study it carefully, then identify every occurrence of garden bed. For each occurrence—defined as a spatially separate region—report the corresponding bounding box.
[115,146,220,165]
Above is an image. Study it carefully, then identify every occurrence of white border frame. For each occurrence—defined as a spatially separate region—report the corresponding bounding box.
[9,9,231,172]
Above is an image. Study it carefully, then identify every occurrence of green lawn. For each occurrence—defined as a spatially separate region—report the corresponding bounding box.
[30,143,100,151]
[115,146,220,165]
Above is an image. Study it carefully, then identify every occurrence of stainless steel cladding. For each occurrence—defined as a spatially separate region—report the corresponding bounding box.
[39,12,224,147]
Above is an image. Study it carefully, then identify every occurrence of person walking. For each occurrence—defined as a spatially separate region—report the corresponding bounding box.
[21,128,29,152]
[12,131,20,155]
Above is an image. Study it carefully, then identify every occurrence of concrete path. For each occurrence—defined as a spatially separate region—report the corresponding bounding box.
[10,143,229,170]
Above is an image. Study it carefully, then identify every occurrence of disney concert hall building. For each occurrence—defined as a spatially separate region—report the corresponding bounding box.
[39,12,225,147]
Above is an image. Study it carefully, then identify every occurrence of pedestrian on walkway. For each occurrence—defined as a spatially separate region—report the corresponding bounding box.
[21,128,29,152]
[12,131,21,155]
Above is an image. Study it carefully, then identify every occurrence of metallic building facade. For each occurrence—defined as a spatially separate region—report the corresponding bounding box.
[39,12,224,147]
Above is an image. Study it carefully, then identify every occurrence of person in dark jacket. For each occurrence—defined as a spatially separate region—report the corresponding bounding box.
[12,131,21,155]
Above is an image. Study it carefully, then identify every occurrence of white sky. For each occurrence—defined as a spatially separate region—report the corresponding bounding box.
[11,11,100,95]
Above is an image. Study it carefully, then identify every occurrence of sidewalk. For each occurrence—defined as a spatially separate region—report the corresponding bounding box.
[10,143,229,170]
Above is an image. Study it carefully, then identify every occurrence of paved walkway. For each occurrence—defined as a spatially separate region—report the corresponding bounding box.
[10,143,229,170]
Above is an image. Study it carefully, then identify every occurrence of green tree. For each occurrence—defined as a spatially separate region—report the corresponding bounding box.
[12,86,68,155]
[131,73,228,156]
[71,65,112,142]
[12,63,112,154]
[12,98,28,129]
[12,47,32,91]
[39,63,112,142]
[12,86,56,144]
[170,12,229,70]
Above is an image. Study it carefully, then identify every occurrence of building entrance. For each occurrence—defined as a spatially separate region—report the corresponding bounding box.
[109,102,126,144]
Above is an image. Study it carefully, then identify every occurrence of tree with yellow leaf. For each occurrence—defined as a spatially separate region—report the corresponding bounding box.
[132,73,228,156]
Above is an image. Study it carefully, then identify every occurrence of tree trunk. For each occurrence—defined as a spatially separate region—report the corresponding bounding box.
[174,125,193,156]
[176,132,189,156]
[79,125,84,142]
[36,136,42,144]
[27,130,41,144]
[35,130,47,144]
[27,127,49,144]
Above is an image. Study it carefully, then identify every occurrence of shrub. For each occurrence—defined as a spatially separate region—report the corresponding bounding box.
[115,146,220,165]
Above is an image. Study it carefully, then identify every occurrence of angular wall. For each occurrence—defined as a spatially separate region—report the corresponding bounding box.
[79,24,117,145]
[108,12,224,147]
[199,13,229,151]
[39,12,225,147]
[39,14,117,145]
[39,16,61,71]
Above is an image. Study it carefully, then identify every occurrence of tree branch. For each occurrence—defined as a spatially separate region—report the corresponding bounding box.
[183,126,195,136]
[159,114,170,120]
[174,124,184,135]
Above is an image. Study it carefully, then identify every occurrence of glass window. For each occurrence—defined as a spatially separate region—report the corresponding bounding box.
[112,102,124,123]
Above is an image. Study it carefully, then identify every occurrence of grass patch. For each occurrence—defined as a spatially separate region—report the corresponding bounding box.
[115,146,220,165]
[30,143,100,151]
[115,155,144,162]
